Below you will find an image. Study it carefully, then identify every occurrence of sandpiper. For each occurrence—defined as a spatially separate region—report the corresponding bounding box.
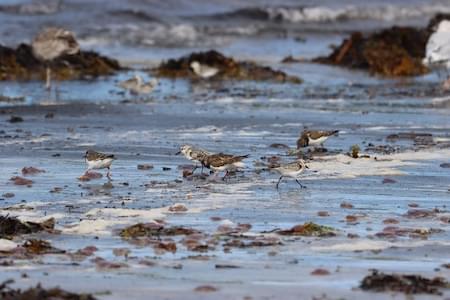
[190,61,219,79]
[31,27,80,90]
[297,130,339,148]
[118,75,158,95]
[84,150,115,180]
[176,144,211,173]
[273,159,308,189]
[201,153,249,179]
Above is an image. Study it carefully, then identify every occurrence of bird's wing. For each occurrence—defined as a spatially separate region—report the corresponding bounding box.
[97,153,115,160]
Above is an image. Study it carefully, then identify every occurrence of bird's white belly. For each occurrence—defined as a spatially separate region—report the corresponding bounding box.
[309,136,328,146]
[198,68,218,78]
[212,162,244,172]
[278,169,303,178]
[87,158,113,170]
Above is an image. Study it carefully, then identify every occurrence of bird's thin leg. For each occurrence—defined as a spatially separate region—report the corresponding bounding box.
[276,176,283,189]
[201,164,204,174]
[295,179,306,189]
[192,164,198,173]
[45,67,51,90]
[222,170,230,181]
[106,167,112,180]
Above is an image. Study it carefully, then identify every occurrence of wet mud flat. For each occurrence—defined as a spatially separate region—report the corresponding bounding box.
[0,77,450,299]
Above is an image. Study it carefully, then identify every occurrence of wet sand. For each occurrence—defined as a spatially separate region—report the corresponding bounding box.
[1,71,449,299]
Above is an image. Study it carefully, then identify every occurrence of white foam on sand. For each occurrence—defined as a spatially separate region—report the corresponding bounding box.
[312,239,450,252]
[305,148,450,180]
[62,205,205,236]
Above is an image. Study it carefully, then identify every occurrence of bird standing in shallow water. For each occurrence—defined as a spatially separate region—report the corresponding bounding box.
[297,130,339,148]
[273,159,309,189]
[190,61,219,79]
[84,150,116,180]
[201,153,249,180]
[31,27,80,90]
[176,144,211,173]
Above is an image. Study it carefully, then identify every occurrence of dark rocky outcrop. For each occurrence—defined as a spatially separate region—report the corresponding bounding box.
[313,27,429,76]
[0,43,121,81]
[156,50,302,83]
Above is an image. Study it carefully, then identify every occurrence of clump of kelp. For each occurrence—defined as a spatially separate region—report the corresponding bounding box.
[0,215,55,239]
[310,14,450,77]
[0,43,121,81]
[156,50,302,83]
[0,279,97,300]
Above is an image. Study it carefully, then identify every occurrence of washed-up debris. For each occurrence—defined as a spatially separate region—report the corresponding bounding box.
[382,178,397,184]
[317,211,330,217]
[440,163,450,168]
[382,218,399,224]
[404,208,441,218]
[0,95,25,103]
[0,216,55,239]
[215,264,241,269]
[360,270,448,295]
[137,164,153,170]
[168,203,188,212]
[313,26,429,76]
[277,222,336,237]
[223,236,282,248]
[91,257,128,270]
[1,193,14,198]
[153,241,177,254]
[77,171,103,181]
[269,143,290,149]
[22,239,65,255]
[119,223,199,239]
[0,279,97,300]
[181,233,215,252]
[340,202,354,209]
[311,268,331,276]
[365,144,399,155]
[8,116,23,123]
[216,222,251,235]
[386,132,433,141]
[69,245,98,261]
[345,215,359,223]
[156,50,302,83]
[349,145,360,158]
[375,226,443,239]
[194,285,218,293]
[0,43,120,81]
[112,248,130,257]
[10,176,33,186]
[21,166,45,176]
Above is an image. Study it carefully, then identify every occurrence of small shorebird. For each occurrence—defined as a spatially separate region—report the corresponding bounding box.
[84,150,116,180]
[176,144,211,173]
[118,75,158,95]
[297,130,339,148]
[202,153,249,179]
[423,20,450,90]
[31,27,80,90]
[273,159,309,189]
[190,61,219,79]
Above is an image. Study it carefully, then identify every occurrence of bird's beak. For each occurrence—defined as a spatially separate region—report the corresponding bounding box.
[175,151,181,155]
[305,165,309,169]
